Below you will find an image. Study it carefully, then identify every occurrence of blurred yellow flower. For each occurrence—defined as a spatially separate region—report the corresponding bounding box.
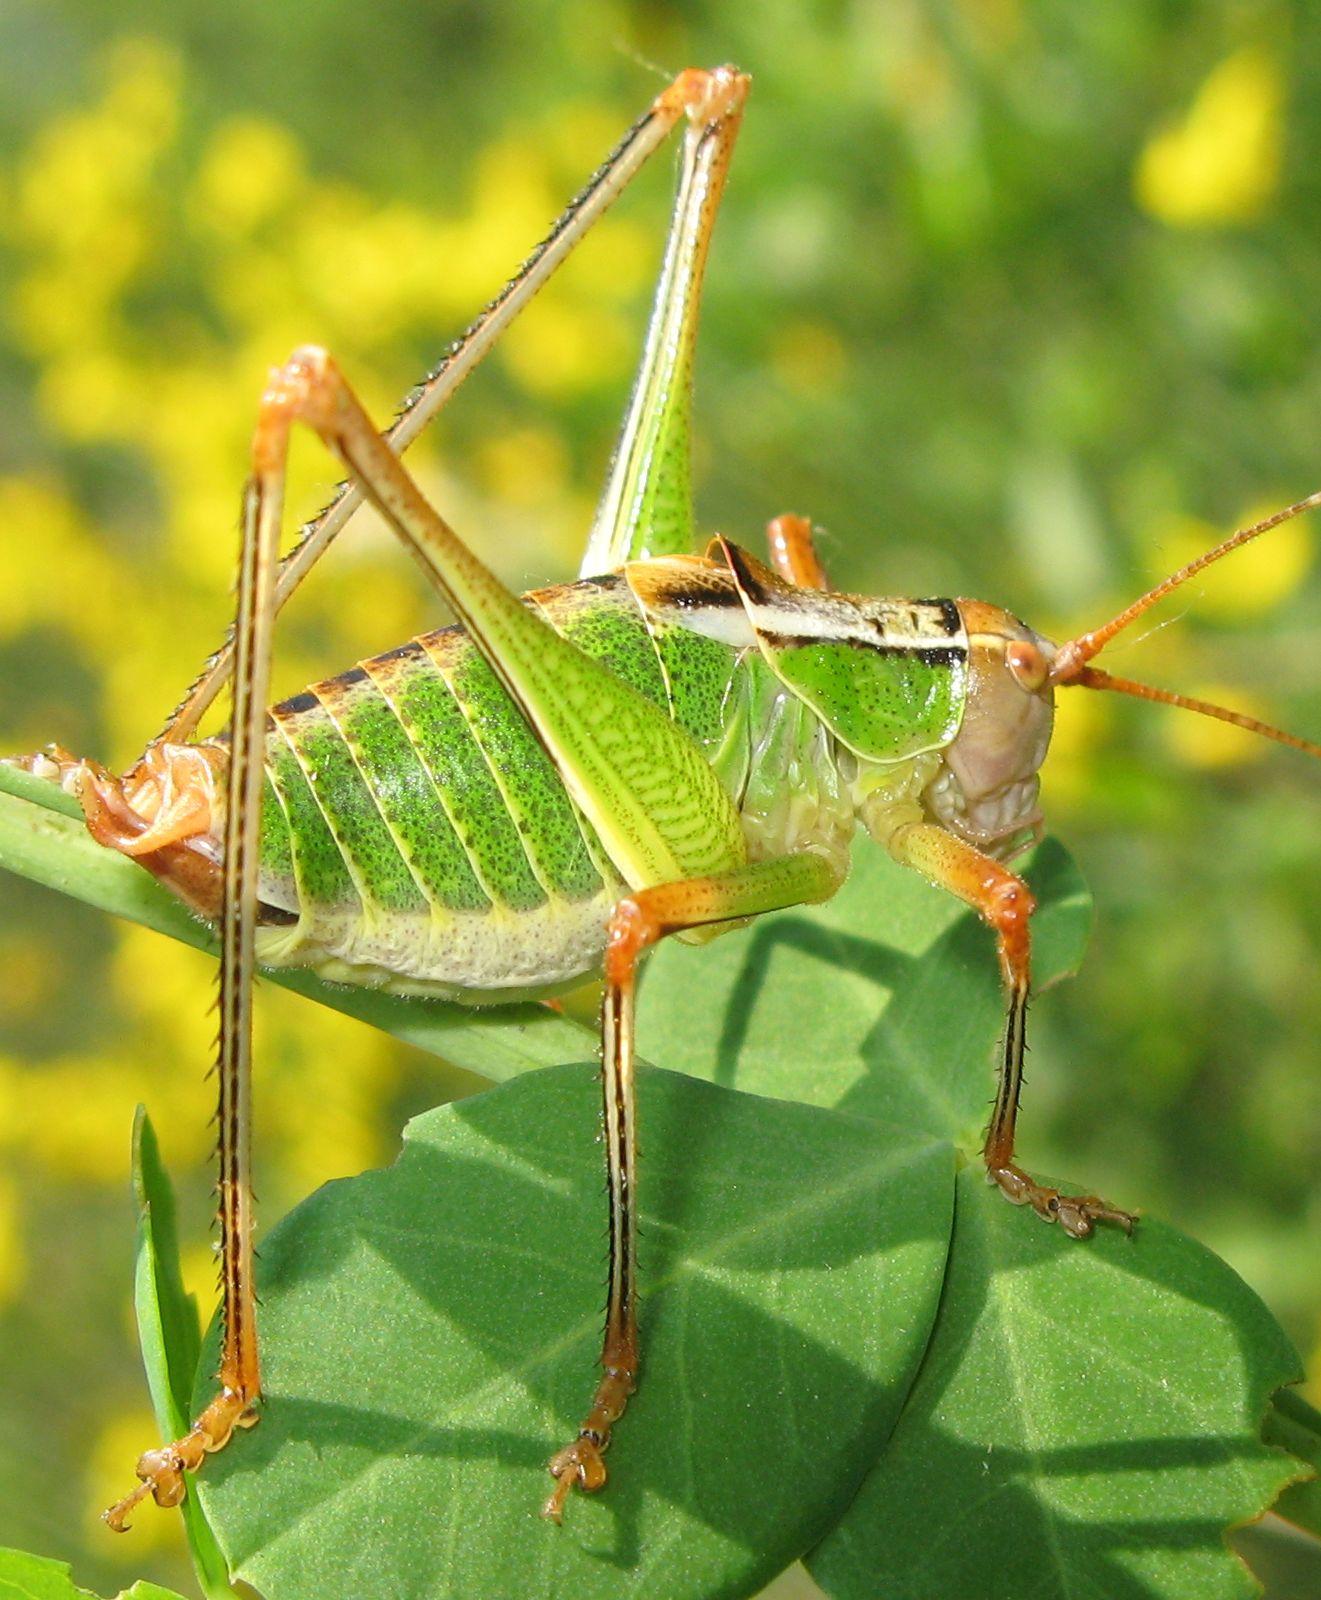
[14,1049,211,1183]
[1160,682,1272,768]
[189,117,306,240]
[87,1408,187,1560]
[1040,671,1112,811]
[1135,47,1283,226]
[1143,507,1313,621]
[37,348,146,441]
[500,296,631,397]
[475,425,571,509]
[0,477,102,638]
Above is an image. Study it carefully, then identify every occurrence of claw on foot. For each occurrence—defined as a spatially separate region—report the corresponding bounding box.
[542,1361,635,1521]
[103,1443,192,1532]
[989,1163,1136,1238]
[542,1433,609,1522]
[102,1392,260,1531]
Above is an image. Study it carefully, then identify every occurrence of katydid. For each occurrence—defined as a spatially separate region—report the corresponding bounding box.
[12,64,1321,1532]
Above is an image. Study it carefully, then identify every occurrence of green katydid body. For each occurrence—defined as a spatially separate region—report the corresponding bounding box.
[121,552,1053,1008]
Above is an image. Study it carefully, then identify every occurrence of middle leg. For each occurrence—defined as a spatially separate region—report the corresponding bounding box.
[542,848,844,1520]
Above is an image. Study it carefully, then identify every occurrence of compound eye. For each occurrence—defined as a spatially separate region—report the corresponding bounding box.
[1006,639,1049,693]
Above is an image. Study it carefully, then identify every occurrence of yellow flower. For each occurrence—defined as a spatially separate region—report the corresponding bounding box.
[1135,48,1283,226]
[189,117,306,240]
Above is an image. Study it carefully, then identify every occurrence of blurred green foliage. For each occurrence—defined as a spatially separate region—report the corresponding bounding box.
[0,2,1317,1594]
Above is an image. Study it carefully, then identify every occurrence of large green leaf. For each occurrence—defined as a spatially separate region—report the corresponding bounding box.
[194,1065,954,1599]
[2,762,1307,1597]
[807,1166,1304,1600]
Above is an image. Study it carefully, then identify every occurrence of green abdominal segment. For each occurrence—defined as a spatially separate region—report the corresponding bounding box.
[248,575,768,997]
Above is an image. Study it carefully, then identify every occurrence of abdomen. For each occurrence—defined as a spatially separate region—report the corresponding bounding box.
[248,575,749,1000]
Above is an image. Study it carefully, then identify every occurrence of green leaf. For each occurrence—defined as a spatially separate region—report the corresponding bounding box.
[1262,1386,1321,1537]
[806,1166,1304,1600]
[6,762,1309,1596]
[130,1111,235,1599]
[1229,1514,1321,1598]
[0,1546,187,1600]
[193,1065,953,1599]
[132,1108,202,1437]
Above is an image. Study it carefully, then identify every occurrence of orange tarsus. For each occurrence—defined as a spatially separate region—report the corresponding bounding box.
[103,1386,261,1532]
[542,1361,638,1521]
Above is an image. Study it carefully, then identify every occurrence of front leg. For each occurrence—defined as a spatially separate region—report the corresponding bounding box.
[888,821,1135,1238]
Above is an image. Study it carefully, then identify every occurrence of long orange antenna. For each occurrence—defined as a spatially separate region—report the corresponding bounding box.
[1069,665,1321,760]
[1048,488,1321,759]
[1051,487,1321,685]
